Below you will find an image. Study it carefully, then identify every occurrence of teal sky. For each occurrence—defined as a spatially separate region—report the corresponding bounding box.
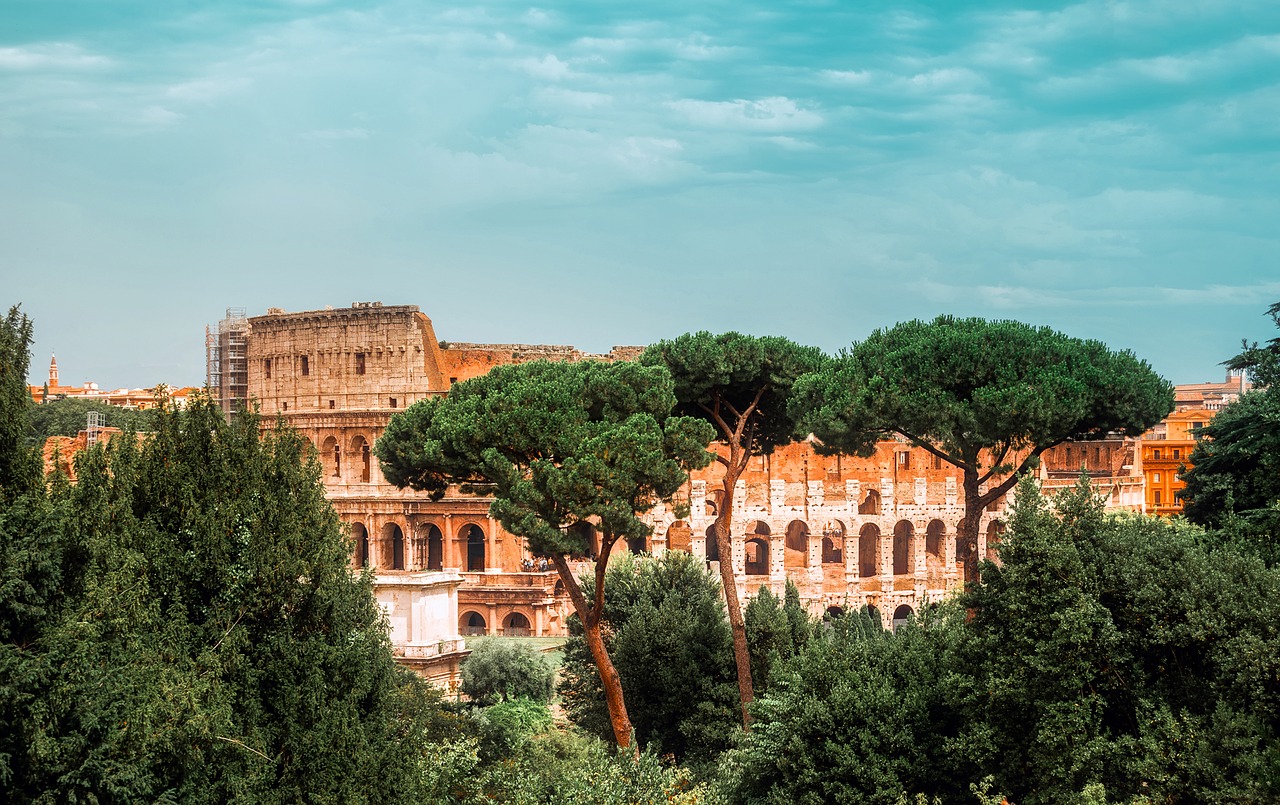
[3,1,1278,388]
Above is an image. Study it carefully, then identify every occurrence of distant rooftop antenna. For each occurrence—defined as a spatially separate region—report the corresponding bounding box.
[86,411,106,447]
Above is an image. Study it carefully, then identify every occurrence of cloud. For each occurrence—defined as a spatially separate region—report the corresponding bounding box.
[669,97,823,131]
[300,127,370,140]
[519,54,571,80]
[0,43,111,70]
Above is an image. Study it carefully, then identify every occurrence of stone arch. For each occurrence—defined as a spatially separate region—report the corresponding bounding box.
[320,435,340,478]
[553,578,566,597]
[858,523,880,578]
[893,604,914,631]
[858,487,881,515]
[350,434,372,483]
[461,523,486,572]
[459,610,487,636]
[502,610,532,637]
[382,522,405,570]
[704,525,720,562]
[746,520,771,537]
[821,520,845,564]
[893,520,914,576]
[986,520,1006,562]
[666,520,691,554]
[744,538,769,576]
[705,489,723,517]
[824,605,845,620]
[925,519,946,577]
[352,521,370,568]
[627,532,648,555]
[419,522,443,571]
[784,520,810,568]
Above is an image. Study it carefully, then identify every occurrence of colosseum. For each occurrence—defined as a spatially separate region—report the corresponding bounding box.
[228,301,1066,639]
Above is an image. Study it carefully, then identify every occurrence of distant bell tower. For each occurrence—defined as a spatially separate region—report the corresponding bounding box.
[49,354,58,388]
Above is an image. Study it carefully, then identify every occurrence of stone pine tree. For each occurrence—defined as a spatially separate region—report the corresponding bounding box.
[640,333,824,726]
[793,316,1172,584]
[375,359,714,751]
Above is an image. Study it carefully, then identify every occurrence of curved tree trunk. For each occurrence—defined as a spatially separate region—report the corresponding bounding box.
[715,464,754,728]
[959,473,984,586]
[550,553,634,752]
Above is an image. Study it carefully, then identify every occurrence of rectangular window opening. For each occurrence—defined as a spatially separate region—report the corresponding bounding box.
[264,358,271,379]
[390,397,397,409]
[355,352,366,375]
[329,399,336,409]
[301,355,309,376]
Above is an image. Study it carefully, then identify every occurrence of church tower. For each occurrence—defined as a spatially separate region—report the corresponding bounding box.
[48,354,58,388]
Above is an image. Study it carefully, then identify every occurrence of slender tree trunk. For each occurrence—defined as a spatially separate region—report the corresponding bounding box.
[550,553,634,752]
[715,460,755,728]
[959,472,984,586]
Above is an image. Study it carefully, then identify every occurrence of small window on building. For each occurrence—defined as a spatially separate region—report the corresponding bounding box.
[264,358,271,379]
[1153,472,1161,482]
[449,377,458,385]
[301,355,309,376]
[897,451,911,470]
[931,453,944,470]
[1172,449,1180,459]
[282,401,288,411]
[1095,447,1101,461]
[390,397,397,409]
[329,399,336,409]
[355,353,366,375]
[1153,449,1162,459]
[1154,490,1162,505]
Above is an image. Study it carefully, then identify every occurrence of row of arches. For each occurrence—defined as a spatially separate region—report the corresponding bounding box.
[669,517,1005,577]
[460,610,533,637]
[702,487,891,518]
[321,434,374,484]
[350,521,489,572]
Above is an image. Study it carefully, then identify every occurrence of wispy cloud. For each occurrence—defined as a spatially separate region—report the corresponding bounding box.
[0,43,111,70]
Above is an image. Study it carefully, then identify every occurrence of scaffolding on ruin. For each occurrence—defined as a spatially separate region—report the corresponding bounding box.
[85,411,105,448]
[206,307,249,416]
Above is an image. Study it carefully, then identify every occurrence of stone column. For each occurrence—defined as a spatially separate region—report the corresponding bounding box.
[487,605,498,636]
[844,533,858,585]
[443,514,458,570]
[486,516,498,573]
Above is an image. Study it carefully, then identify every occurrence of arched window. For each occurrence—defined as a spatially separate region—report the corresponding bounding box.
[384,523,405,570]
[352,522,369,568]
[858,524,880,578]
[426,524,443,571]
[666,521,691,554]
[503,612,531,637]
[745,538,769,576]
[785,520,809,568]
[464,524,485,572]
[704,525,720,562]
[893,521,913,576]
[321,436,340,478]
[822,537,843,564]
[460,611,487,636]
[351,435,371,483]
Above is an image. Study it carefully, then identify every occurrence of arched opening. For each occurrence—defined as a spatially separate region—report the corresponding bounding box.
[785,520,810,568]
[351,435,371,483]
[824,605,845,621]
[704,525,720,562]
[503,612,531,637]
[820,520,845,564]
[986,520,1006,562]
[352,522,369,568]
[627,533,648,554]
[424,524,443,571]
[383,523,405,570]
[858,524,880,578]
[893,521,913,576]
[822,537,843,564]
[893,604,914,631]
[460,611,487,636]
[553,578,566,597]
[858,488,881,515]
[463,524,485,572]
[925,519,945,578]
[744,538,769,576]
[863,604,881,628]
[666,520,691,554]
[320,436,340,478]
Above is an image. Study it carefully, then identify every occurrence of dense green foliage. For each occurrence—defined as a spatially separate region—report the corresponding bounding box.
[1,391,451,803]
[743,581,813,695]
[721,477,1280,804]
[461,639,555,706]
[0,306,38,500]
[24,396,159,446]
[559,552,739,768]
[639,332,827,458]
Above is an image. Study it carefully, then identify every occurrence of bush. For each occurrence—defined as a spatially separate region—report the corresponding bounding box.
[461,638,554,706]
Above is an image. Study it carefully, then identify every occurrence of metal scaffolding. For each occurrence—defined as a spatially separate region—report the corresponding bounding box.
[206,307,249,416]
